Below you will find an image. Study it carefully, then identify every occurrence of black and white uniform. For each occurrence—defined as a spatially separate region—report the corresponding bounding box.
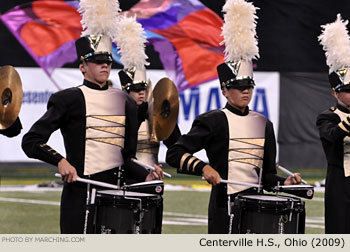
[166,103,285,233]
[316,103,350,234]
[22,80,147,233]
[135,102,181,166]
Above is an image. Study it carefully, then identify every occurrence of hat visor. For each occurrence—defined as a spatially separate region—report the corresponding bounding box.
[336,83,350,92]
[130,83,148,92]
[226,79,255,90]
[85,53,112,63]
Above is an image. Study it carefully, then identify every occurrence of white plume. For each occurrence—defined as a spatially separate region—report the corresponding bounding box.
[78,0,121,39]
[220,0,259,62]
[319,14,350,73]
[115,15,149,69]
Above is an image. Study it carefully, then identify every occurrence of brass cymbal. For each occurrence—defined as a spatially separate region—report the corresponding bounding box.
[0,66,23,130]
[151,78,179,141]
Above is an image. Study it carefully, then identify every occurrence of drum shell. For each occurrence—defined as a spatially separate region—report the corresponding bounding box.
[92,190,163,234]
[232,194,305,234]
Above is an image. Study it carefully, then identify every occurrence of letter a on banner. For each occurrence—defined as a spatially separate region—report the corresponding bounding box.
[253,88,269,119]
[179,87,200,120]
[206,87,221,111]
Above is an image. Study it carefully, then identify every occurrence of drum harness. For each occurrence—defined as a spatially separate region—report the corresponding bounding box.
[275,182,296,234]
[227,166,263,234]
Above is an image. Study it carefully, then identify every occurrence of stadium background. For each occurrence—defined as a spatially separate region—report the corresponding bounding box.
[0,0,349,234]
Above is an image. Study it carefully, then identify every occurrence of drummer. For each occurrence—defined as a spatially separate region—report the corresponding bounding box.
[317,14,350,234]
[166,0,302,234]
[117,15,180,183]
[21,0,162,234]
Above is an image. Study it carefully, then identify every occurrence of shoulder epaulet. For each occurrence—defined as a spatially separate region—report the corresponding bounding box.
[330,106,336,112]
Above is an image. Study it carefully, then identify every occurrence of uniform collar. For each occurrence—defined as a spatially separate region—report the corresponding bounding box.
[336,103,350,113]
[83,79,108,90]
[225,102,249,116]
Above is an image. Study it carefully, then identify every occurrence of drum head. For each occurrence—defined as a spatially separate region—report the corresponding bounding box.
[97,190,157,197]
[240,194,299,202]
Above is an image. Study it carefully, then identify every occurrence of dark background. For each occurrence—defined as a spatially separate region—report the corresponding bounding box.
[1,0,350,71]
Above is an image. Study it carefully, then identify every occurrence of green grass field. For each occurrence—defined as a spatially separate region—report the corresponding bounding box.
[0,164,326,234]
[0,190,325,234]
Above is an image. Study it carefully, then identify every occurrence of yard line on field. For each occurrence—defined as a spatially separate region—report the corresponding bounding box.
[0,185,62,192]
[314,187,325,193]
[164,217,207,224]
[306,197,324,202]
[163,212,207,219]
[306,217,324,224]
[162,220,206,226]
[305,224,325,229]
[0,197,59,206]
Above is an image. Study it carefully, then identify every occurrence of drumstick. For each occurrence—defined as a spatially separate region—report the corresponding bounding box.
[132,159,172,178]
[55,173,120,190]
[220,179,262,188]
[201,177,261,188]
[277,165,307,184]
[124,180,163,188]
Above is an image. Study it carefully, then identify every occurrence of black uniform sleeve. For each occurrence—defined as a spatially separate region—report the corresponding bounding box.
[166,114,210,176]
[262,120,285,190]
[163,123,181,148]
[137,102,148,128]
[123,94,148,181]
[316,111,348,143]
[0,117,22,137]
[21,93,65,166]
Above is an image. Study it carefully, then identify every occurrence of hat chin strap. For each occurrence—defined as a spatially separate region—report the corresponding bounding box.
[224,86,236,105]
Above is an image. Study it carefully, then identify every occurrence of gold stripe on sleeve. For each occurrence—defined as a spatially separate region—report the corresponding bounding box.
[192,159,201,171]
[180,153,191,172]
[187,156,198,171]
[339,122,350,133]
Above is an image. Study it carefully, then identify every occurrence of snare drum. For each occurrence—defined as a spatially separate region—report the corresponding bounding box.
[232,194,305,234]
[92,190,163,234]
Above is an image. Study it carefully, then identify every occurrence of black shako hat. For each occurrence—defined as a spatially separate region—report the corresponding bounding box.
[75,35,113,63]
[329,69,350,92]
[217,61,255,90]
[119,67,148,92]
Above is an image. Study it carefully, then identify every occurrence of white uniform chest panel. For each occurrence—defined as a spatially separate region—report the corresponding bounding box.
[80,85,126,175]
[222,109,266,194]
[136,120,159,166]
[334,108,350,177]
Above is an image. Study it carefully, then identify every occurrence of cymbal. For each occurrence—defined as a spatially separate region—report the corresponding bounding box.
[151,78,179,141]
[0,66,23,130]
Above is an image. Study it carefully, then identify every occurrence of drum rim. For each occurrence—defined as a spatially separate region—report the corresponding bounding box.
[97,190,158,197]
[238,194,301,202]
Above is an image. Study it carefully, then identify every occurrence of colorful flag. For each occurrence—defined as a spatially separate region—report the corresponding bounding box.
[0,0,81,89]
[1,0,224,91]
[126,0,225,91]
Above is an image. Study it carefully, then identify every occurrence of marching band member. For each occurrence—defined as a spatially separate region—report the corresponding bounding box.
[22,0,156,234]
[317,14,350,234]
[166,0,301,234]
[116,15,180,181]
